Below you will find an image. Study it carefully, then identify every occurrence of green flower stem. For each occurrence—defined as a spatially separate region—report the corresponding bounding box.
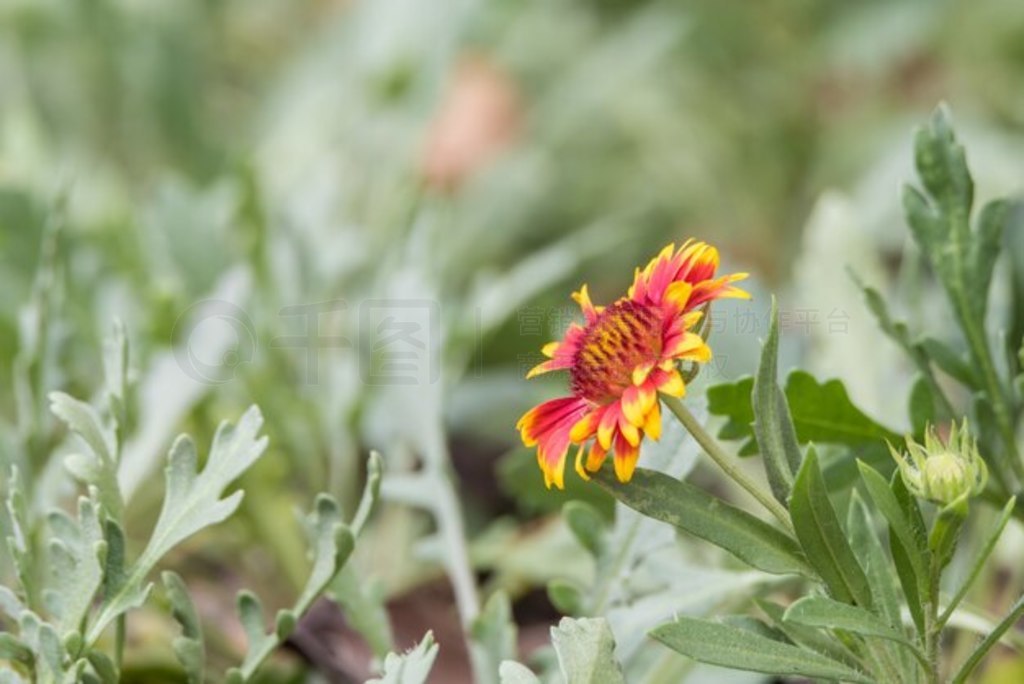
[923,553,942,684]
[662,396,793,532]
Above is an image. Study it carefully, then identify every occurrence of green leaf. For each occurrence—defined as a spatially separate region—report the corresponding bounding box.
[551,617,625,684]
[908,376,936,436]
[706,378,756,450]
[45,496,106,634]
[367,632,439,684]
[857,461,929,599]
[1006,202,1024,379]
[919,337,978,389]
[87,407,269,645]
[757,600,861,669]
[790,449,873,608]
[952,593,1024,684]
[85,650,118,684]
[929,498,967,571]
[593,468,811,576]
[563,500,606,557]
[939,496,1016,628]
[783,596,924,664]
[547,579,583,615]
[49,392,123,519]
[784,373,901,446]
[162,571,204,684]
[890,527,925,637]
[752,297,802,503]
[650,616,871,683]
[708,372,900,456]
[225,494,355,682]
[720,615,789,643]
[847,492,909,671]
[903,105,1021,484]
[470,592,518,684]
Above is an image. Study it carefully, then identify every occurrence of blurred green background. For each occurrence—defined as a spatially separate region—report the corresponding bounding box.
[2,0,1024,681]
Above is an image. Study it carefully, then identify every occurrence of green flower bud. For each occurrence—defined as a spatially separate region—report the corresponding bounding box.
[890,421,987,507]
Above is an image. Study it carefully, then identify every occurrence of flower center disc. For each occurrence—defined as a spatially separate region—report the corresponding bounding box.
[570,300,661,403]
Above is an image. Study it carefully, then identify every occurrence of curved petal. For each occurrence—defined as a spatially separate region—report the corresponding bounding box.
[517,397,590,489]
[572,284,602,323]
[613,431,640,483]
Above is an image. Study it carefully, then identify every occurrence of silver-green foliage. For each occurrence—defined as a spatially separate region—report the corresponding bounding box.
[0,328,372,683]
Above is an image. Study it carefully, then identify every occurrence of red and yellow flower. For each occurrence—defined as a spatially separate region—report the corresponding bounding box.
[517,240,749,489]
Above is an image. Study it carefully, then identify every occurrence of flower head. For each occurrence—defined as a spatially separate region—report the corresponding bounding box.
[891,421,987,507]
[517,240,749,488]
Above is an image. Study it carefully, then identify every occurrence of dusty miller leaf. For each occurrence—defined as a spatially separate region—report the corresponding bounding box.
[49,392,122,519]
[44,495,106,634]
[329,451,393,658]
[367,632,439,684]
[87,406,268,644]
[551,617,625,684]
[5,467,38,611]
[162,571,205,684]
[225,494,354,682]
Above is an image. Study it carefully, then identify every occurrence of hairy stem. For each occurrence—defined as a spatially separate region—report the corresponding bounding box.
[662,396,793,532]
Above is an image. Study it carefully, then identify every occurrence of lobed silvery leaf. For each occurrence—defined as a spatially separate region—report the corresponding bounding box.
[367,632,439,684]
[49,392,122,520]
[87,406,268,645]
[44,495,106,635]
[0,585,25,622]
[225,494,354,683]
[146,406,267,564]
[18,611,67,684]
[329,451,392,658]
[551,617,625,684]
[5,467,38,612]
[163,571,205,684]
